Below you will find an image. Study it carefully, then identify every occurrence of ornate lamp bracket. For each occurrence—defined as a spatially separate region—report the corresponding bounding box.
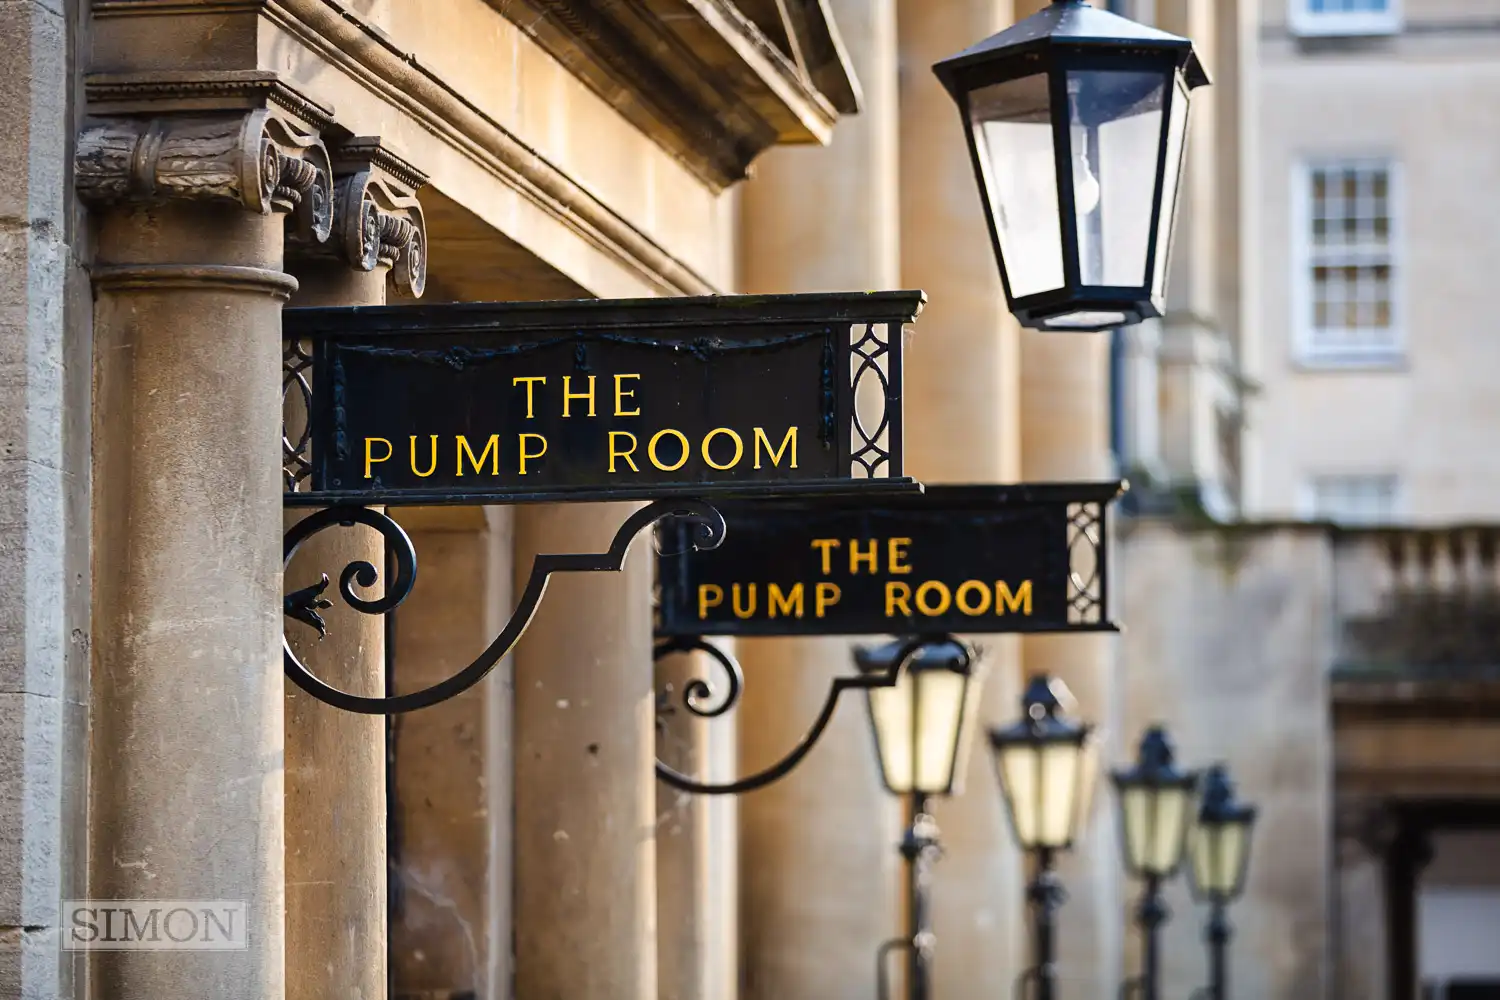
[283,500,726,715]
[652,635,940,795]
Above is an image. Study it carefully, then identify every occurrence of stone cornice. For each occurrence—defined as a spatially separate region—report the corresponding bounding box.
[85,1,720,296]
[259,0,718,295]
[84,70,338,135]
[499,0,853,188]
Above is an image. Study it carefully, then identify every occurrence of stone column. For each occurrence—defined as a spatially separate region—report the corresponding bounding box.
[78,92,334,1000]
[1334,798,1394,1000]
[895,2,1028,996]
[735,0,902,996]
[387,506,514,1000]
[511,502,657,999]
[656,641,738,1000]
[283,140,428,1000]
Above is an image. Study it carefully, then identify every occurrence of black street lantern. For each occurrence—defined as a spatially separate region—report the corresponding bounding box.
[1111,725,1201,1000]
[988,675,1097,1000]
[855,636,981,1000]
[989,675,1096,853]
[857,637,983,798]
[1189,764,1257,904]
[932,0,1211,332]
[1189,764,1258,1000]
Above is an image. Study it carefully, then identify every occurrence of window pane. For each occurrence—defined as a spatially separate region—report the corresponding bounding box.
[1066,68,1166,288]
[1304,160,1396,358]
[969,74,1065,299]
[1309,475,1399,525]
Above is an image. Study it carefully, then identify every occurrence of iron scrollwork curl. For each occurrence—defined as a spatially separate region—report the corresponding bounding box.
[285,499,727,715]
[652,635,931,796]
[654,636,743,720]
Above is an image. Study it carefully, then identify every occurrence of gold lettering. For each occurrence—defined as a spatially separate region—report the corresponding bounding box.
[648,429,690,472]
[888,538,914,575]
[811,539,841,575]
[409,435,439,478]
[849,539,878,575]
[562,375,596,418]
[614,374,642,417]
[608,431,640,473]
[697,583,724,619]
[955,580,991,616]
[732,583,757,619]
[518,433,548,474]
[885,581,913,617]
[915,580,951,616]
[701,428,744,471]
[815,582,841,618]
[996,580,1033,615]
[752,427,798,469]
[513,376,546,419]
[768,583,804,618]
[364,437,392,478]
[456,434,500,476]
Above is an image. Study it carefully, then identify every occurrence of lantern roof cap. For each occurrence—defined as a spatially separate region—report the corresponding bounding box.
[932,0,1210,98]
[1198,763,1258,826]
[1111,724,1200,789]
[853,635,975,676]
[988,674,1093,747]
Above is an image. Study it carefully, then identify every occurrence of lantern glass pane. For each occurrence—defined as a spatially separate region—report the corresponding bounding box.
[1147,784,1192,875]
[1066,68,1167,289]
[868,667,914,793]
[969,73,1065,299]
[1120,784,1152,872]
[1193,821,1249,897]
[1151,76,1192,304]
[1037,742,1083,847]
[998,743,1042,847]
[914,667,969,793]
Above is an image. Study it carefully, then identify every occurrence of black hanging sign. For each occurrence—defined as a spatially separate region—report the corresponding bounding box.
[283,291,923,506]
[655,483,1124,637]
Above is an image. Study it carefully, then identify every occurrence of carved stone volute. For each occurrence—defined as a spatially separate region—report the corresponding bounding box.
[299,137,429,298]
[75,73,336,244]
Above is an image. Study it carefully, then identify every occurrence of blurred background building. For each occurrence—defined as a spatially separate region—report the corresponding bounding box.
[2,0,1496,997]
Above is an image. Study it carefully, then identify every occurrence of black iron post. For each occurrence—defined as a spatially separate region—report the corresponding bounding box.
[1206,899,1230,1000]
[900,792,940,1000]
[1026,847,1066,1000]
[1136,874,1168,1000]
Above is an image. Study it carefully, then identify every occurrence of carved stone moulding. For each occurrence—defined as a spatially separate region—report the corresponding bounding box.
[76,71,337,244]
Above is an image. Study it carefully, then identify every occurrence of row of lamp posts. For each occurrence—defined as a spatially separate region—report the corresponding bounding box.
[801,1,1226,997]
[858,642,1257,1000]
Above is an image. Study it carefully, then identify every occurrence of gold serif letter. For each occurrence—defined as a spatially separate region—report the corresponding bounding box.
[518,433,548,474]
[364,437,392,478]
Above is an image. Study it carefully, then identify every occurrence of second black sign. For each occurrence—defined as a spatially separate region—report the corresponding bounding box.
[656,482,1125,637]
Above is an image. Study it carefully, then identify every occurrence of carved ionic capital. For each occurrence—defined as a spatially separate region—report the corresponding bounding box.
[75,74,336,244]
[304,137,428,298]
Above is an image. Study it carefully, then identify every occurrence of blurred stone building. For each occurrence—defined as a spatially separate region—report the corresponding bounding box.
[2,0,1493,999]
[1117,1,1500,998]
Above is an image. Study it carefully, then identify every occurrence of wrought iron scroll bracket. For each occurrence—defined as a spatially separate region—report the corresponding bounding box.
[283,499,727,715]
[652,635,932,796]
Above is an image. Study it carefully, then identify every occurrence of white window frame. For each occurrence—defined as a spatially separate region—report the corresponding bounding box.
[1290,157,1405,368]
[1298,473,1402,525]
[1288,0,1402,37]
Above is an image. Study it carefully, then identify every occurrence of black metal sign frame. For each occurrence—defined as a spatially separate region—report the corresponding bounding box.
[656,482,1124,638]
[282,291,923,507]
